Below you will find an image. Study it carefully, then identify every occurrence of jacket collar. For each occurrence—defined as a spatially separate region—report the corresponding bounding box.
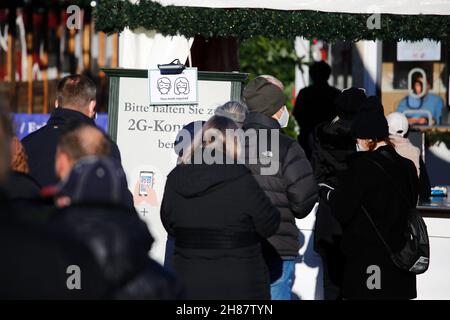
[243,112,281,130]
[47,107,95,127]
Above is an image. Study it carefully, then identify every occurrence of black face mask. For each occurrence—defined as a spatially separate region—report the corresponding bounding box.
[91,112,98,120]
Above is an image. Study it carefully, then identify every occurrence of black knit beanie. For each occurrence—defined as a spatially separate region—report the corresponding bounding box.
[243,77,286,117]
[351,96,389,139]
[335,87,367,119]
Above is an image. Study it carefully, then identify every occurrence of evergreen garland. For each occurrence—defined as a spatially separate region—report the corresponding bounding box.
[95,0,450,41]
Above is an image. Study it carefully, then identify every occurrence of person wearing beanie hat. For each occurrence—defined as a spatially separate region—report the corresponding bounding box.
[351,96,389,147]
[173,120,205,159]
[309,87,366,300]
[242,75,318,300]
[386,112,431,200]
[243,76,286,118]
[335,88,367,120]
[327,98,420,300]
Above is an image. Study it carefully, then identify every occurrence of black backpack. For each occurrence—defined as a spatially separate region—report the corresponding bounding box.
[362,154,430,275]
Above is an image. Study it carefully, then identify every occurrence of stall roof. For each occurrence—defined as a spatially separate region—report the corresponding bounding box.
[156,0,450,16]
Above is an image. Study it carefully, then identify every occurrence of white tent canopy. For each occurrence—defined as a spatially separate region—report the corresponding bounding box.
[156,0,450,15]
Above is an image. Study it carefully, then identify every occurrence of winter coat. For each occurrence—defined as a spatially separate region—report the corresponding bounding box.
[310,117,356,188]
[293,83,341,158]
[242,112,318,258]
[389,135,431,200]
[0,188,108,299]
[390,135,420,176]
[21,108,122,187]
[309,117,356,299]
[3,171,55,224]
[161,162,280,300]
[48,203,182,299]
[331,145,419,300]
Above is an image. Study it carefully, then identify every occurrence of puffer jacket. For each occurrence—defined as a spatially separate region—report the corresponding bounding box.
[48,203,183,299]
[243,112,318,257]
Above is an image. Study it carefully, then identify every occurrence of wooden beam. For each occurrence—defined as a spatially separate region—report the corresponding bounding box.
[26,30,33,114]
[111,33,118,67]
[82,14,91,70]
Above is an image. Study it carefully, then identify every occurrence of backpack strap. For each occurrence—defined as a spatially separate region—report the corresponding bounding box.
[361,205,393,255]
[365,151,415,209]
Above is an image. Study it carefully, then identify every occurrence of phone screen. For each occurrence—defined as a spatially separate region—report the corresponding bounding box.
[139,171,154,196]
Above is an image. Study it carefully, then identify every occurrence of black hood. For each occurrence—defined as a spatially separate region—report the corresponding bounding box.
[166,163,249,198]
[315,117,355,151]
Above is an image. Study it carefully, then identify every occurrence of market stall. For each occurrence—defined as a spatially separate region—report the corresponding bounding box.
[96,0,450,300]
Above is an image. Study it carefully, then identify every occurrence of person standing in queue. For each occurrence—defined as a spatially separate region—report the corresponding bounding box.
[328,96,419,300]
[22,74,122,187]
[310,87,367,300]
[161,115,280,300]
[242,75,318,300]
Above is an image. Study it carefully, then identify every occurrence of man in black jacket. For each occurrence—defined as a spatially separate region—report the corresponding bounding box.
[242,76,318,300]
[22,74,121,187]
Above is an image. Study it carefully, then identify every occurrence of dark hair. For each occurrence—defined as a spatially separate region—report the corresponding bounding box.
[412,79,424,94]
[309,61,331,83]
[58,122,110,162]
[57,74,96,111]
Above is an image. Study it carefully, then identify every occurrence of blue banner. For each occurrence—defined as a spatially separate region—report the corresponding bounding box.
[13,113,109,141]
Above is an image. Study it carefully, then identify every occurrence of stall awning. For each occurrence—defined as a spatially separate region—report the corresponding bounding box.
[156,0,450,16]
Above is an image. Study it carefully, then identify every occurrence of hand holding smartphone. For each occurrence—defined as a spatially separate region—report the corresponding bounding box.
[139,171,154,196]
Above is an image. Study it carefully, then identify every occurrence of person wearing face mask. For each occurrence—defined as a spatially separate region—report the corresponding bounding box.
[22,74,122,187]
[242,75,318,300]
[329,96,419,300]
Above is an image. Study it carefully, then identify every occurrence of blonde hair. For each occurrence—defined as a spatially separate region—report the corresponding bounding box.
[181,116,241,164]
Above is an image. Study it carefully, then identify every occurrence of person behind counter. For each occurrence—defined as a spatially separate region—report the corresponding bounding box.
[396,77,444,126]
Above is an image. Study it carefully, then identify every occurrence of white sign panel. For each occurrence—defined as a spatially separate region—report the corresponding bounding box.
[116,76,231,264]
[397,39,441,61]
[148,68,198,105]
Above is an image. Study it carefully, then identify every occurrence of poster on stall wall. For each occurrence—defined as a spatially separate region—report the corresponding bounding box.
[397,39,441,61]
[115,76,233,264]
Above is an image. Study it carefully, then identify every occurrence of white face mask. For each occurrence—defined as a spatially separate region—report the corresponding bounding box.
[277,106,289,128]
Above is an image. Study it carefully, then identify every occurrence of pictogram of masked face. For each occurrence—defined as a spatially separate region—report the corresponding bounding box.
[174,77,190,95]
[157,77,171,95]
